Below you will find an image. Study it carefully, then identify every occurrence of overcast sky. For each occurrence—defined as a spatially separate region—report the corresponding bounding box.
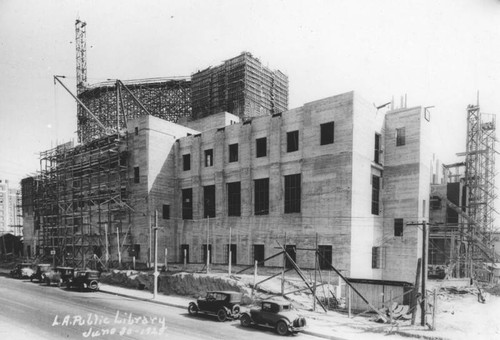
[1,0,499,193]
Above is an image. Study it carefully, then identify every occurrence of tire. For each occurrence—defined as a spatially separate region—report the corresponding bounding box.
[276,320,288,336]
[240,314,251,327]
[232,304,241,315]
[89,280,98,290]
[188,303,198,315]
[217,309,227,322]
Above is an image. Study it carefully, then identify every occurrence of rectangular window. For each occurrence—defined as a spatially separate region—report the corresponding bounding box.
[320,122,334,145]
[182,188,193,220]
[205,149,213,167]
[372,246,384,269]
[180,244,189,264]
[318,245,332,270]
[396,127,406,146]
[253,244,265,265]
[183,154,191,171]
[135,127,139,135]
[374,133,381,164]
[285,245,296,269]
[284,174,301,213]
[256,137,267,158]
[371,175,380,215]
[133,167,140,183]
[129,244,140,259]
[227,182,241,216]
[430,196,442,210]
[202,244,212,264]
[394,218,404,237]
[203,185,216,218]
[254,178,269,215]
[225,244,237,265]
[162,204,170,219]
[229,143,238,163]
[287,130,299,152]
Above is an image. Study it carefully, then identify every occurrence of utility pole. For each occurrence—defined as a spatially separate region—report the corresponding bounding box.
[153,210,159,299]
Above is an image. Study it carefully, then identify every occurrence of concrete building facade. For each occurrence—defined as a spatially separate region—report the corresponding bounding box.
[0,179,22,236]
[127,91,432,283]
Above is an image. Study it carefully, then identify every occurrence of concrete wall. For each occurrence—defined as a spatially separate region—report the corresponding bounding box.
[382,106,432,282]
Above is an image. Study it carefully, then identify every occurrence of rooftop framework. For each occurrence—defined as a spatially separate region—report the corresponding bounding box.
[33,134,132,269]
[77,79,191,143]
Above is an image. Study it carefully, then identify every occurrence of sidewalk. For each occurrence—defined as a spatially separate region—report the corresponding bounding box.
[99,283,447,340]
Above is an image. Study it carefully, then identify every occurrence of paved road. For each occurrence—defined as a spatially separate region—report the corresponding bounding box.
[0,274,319,340]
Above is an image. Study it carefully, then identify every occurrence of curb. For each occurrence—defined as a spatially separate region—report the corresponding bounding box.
[99,287,451,340]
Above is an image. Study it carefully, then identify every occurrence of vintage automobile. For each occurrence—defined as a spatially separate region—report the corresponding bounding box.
[42,266,75,287]
[10,263,34,279]
[67,269,100,291]
[239,299,307,335]
[188,291,242,322]
[30,264,53,282]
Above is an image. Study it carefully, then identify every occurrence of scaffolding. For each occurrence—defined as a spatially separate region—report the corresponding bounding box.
[191,52,288,120]
[33,134,132,269]
[463,104,497,278]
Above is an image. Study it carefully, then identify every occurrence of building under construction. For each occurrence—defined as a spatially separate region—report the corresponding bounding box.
[429,104,497,281]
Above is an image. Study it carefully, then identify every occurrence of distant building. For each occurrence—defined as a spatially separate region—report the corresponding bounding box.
[0,179,22,236]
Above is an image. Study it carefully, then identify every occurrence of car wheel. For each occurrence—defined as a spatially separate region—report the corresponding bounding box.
[232,304,241,315]
[187,303,198,315]
[276,320,288,336]
[240,314,251,327]
[217,309,227,322]
[89,280,98,290]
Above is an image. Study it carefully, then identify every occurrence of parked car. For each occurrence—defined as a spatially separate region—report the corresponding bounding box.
[10,263,34,279]
[42,266,76,287]
[239,299,307,335]
[67,269,100,291]
[188,291,242,322]
[30,264,52,282]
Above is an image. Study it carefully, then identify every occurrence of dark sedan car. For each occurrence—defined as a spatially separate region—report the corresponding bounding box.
[188,291,242,322]
[67,270,100,291]
[240,299,306,335]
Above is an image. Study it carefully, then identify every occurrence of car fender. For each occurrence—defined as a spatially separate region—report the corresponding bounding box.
[240,311,252,321]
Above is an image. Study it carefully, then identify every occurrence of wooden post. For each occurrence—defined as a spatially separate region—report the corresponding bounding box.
[389,291,393,323]
[133,256,136,270]
[206,217,210,274]
[421,221,428,326]
[281,233,286,296]
[252,260,258,298]
[228,227,232,275]
[313,233,318,311]
[347,286,352,318]
[164,248,168,272]
[431,289,437,330]
[116,227,121,267]
[411,258,422,325]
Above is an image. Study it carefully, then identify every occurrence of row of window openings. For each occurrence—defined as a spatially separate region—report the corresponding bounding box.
[182,122,335,171]
[180,175,301,219]
[179,244,333,269]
